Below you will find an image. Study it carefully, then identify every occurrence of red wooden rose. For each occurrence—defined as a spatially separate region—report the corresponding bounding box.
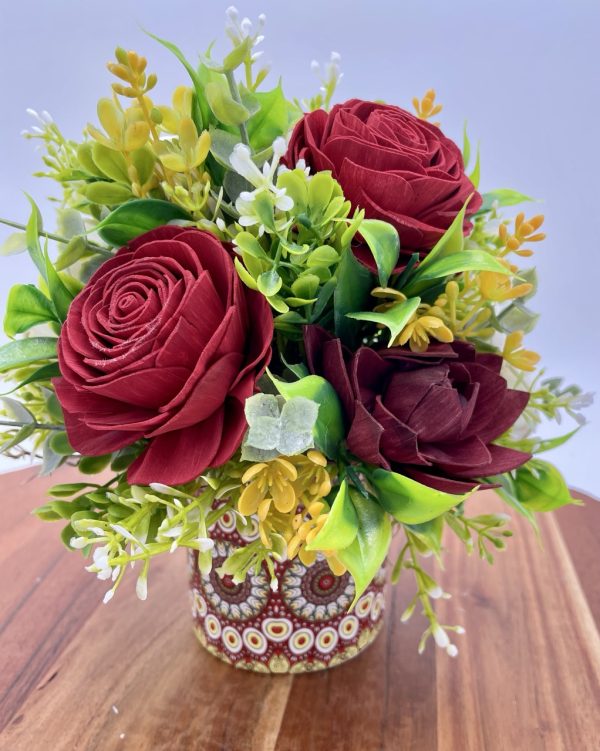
[54,226,273,485]
[304,327,530,493]
[284,99,481,255]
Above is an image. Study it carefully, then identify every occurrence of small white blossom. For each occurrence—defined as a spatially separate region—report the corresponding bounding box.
[446,644,459,658]
[225,7,266,49]
[230,140,294,234]
[432,624,450,649]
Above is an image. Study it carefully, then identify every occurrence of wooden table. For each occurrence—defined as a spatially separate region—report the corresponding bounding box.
[0,466,599,750]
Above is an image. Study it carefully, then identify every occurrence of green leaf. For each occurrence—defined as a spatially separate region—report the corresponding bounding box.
[209,128,240,169]
[0,337,57,372]
[462,122,471,168]
[512,459,580,512]
[407,515,445,557]
[247,83,289,152]
[0,423,36,453]
[334,245,374,346]
[222,38,253,72]
[146,31,207,130]
[533,428,580,454]
[24,194,47,279]
[405,250,510,294]
[0,231,28,256]
[257,269,282,297]
[370,467,474,524]
[305,480,358,552]
[338,489,392,608]
[0,396,35,423]
[468,144,481,189]
[78,454,113,474]
[4,284,57,336]
[94,199,190,246]
[269,372,345,459]
[49,431,74,456]
[205,82,250,126]
[0,362,61,395]
[45,252,75,322]
[359,219,400,286]
[477,189,534,214]
[347,297,420,346]
[84,181,132,205]
[413,201,468,273]
[90,143,130,183]
[49,482,97,498]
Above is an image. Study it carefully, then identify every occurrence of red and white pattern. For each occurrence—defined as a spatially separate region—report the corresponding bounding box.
[189,513,386,673]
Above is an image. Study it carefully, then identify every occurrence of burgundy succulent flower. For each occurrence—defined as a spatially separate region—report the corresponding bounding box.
[304,327,530,493]
[284,99,481,258]
[54,226,273,485]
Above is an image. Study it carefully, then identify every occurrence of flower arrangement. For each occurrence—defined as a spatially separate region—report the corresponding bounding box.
[0,7,591,661]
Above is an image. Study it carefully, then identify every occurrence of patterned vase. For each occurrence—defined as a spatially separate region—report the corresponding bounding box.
[188,507,386,674]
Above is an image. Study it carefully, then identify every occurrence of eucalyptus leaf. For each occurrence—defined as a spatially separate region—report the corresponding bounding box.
[269,372,344,459]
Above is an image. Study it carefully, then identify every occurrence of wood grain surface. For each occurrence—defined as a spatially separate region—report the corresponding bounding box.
[0,467,598,751]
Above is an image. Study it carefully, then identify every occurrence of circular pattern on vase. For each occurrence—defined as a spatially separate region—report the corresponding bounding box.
[201,540,270,621]
[289,628,315,656]
[221,626,243,654]
[242,626,268,655]
[281,558,354,620]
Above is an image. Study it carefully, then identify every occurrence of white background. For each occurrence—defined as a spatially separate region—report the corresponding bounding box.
[0,0,598,493]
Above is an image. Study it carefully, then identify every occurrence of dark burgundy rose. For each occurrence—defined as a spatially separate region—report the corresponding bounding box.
[304,327,530,493]
[54,226,273,485]
[284,99,481,257]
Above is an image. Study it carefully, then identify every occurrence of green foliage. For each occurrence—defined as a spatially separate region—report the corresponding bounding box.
[337,488,392,608]
[0,338,57,372]
[510,459,579,512]
[269,372,345,459]
[477,189,534,215]
[333,241,373,346]
[4,285,58,336]
[95,199,191,246]
[370,467,474,524]
[359,219,400,287]
[347,296,420,346]
[306,480,358,551]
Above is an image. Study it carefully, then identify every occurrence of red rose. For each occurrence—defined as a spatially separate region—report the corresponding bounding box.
[304,327,530,493]
[284,99,481,255]
[54,226,273,485]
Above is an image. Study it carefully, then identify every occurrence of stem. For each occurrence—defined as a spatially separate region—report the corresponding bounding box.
[225,70,250,146]
[0,218,113,257]
[0,419,63,431]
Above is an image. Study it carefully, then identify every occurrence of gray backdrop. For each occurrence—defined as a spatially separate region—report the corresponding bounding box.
[0,0,598,493]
